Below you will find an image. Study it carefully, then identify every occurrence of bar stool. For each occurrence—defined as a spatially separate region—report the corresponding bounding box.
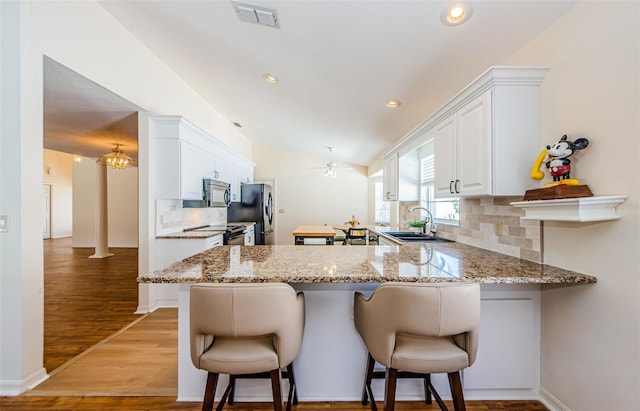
[190,283,305,411]
[354,282,480,411]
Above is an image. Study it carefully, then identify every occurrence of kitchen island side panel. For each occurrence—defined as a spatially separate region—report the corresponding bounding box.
[176,283,540,401]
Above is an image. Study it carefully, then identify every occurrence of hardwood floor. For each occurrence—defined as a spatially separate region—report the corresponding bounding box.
[29,308,177,396]
[2,237,549,410]
[0,398,550,411]
[43,237,141,373]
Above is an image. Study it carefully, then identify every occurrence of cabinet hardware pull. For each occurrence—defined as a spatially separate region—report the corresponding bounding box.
[449,181,454,194]
[455,180,460,193]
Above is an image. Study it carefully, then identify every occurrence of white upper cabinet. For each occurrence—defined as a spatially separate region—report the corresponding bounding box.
[433,113,458,196]
[150,115,255,201]
[434,90,492,197]
[383,66,548,198]
[382,153,399,201]
[232,166,253,202]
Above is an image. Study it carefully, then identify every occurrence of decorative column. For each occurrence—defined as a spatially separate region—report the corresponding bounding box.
[89,163,114,258]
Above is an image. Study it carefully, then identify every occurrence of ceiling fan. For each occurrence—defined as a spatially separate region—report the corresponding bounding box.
[311,147,352,177]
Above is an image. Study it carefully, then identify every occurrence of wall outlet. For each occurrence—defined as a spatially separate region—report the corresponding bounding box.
[494,222,503,236]
[0,215,8,232]
[279,208,285,213]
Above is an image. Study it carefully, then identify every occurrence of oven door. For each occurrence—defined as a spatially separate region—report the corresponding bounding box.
[227,233,245,246]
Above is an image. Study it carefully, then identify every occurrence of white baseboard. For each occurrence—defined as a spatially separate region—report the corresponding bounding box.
[0,367,48,396]
[155,299,178,308]
[136,300,177,314]
[539,387,571,411]
[135,303,153,314]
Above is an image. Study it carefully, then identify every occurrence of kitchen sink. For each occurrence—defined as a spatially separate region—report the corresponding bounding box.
[384,231,454,242]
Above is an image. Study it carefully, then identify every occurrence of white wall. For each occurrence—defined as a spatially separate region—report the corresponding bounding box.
[1,0,253,394]
[42,149,73,238]
[252,144,369,245]
[71,157,138,248]
[504,2,640,410]
[1,0,47,394]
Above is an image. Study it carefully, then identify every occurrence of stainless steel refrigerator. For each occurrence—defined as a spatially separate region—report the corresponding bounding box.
[227,183,274,245]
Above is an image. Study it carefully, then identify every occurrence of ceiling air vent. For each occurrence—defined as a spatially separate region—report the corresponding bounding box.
[232,1,279,28]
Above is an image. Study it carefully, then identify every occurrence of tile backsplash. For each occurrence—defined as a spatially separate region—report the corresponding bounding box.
[155,199,227,236]
[399,197,542,262]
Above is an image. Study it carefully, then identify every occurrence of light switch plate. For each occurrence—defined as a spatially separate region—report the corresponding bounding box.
[0,215,8,232]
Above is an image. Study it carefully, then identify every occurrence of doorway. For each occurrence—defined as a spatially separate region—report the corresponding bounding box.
[42,184,51,240]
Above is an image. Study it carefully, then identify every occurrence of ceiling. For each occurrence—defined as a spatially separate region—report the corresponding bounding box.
[44,57,141,161]
[44,1,578,166]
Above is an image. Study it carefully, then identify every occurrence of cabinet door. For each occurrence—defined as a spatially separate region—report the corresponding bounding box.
[231,167,253,202]
[153,139,181,199]
[433,114,457,197]
[214,156,233,183]
[229,165,242,202]
[180,142,208,200]
[457,91,491,196]
[382,154,399,201]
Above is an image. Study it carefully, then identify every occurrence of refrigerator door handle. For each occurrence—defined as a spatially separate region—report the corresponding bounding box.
[266,192,274,225]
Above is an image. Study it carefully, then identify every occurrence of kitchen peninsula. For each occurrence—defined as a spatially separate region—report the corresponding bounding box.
[139,241,596,402]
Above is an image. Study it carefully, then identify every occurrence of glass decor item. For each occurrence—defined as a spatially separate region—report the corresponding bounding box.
[96,144,137,169]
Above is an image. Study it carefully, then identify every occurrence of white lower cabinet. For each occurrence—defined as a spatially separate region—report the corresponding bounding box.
[153,235,223,309]
[463,288,540,395]
[155,234,223,269]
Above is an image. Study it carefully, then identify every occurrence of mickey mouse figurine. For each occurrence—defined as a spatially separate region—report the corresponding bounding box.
[531,134,590,187]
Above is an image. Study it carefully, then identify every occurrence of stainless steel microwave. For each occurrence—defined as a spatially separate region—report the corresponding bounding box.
[183,178,230,208]
[204,178,230,207]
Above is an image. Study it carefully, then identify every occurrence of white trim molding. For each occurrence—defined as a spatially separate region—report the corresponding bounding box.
[539,387,572,411]
[0,367,48,396]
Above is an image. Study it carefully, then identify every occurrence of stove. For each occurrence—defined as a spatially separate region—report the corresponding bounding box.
[183,224,246,245]
[224,224,246,245]
[184,224,226,232]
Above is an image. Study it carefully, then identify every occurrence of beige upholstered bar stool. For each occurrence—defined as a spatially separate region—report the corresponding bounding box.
[354,282,480,411]
[190,283,305,411]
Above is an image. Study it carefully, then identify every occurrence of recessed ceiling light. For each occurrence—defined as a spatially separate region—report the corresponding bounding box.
[441,3,473,26]
[263,73,278,83]
[386,99,401,108]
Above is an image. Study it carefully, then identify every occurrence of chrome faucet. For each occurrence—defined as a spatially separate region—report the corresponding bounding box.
[408,206,436,236]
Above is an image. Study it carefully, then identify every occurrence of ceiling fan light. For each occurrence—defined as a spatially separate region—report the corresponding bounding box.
[324,168,336,178]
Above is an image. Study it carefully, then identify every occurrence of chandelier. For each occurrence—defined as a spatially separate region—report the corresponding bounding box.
[96,144,137,169]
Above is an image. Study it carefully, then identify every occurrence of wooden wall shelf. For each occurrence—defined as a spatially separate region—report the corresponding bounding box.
[510,195,626,222]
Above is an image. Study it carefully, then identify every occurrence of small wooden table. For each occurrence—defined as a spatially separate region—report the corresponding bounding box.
[292,225,336,245]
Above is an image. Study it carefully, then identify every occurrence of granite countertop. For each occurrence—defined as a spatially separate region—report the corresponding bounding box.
[138,241,597,285]
[156,230,225,239]
[157,222,257,240]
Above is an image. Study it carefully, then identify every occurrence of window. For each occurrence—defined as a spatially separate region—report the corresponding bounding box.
[420,152,459,225]
[374,178,390,224]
